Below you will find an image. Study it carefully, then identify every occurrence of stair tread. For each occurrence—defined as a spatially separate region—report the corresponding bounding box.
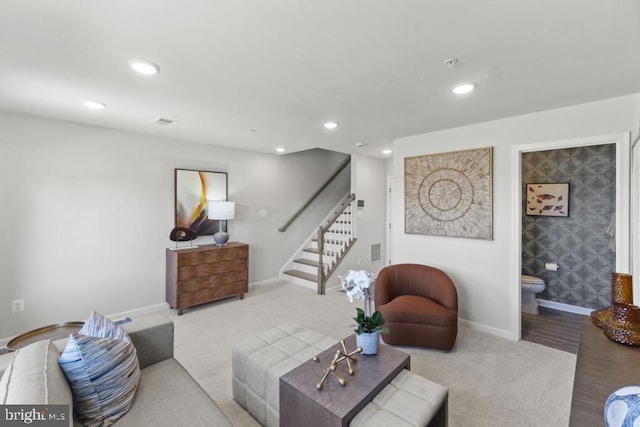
[303,247,319,254]
[284,269,318,282]
[294,258,321,267]
[311,238,347,244]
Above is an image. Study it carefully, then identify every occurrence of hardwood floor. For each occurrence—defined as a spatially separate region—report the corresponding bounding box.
[521,305,583,354]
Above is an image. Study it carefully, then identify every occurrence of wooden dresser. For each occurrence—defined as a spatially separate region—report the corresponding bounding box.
[166,242,249,315]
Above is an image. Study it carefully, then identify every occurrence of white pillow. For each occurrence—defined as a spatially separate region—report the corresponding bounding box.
[0,339,72,407]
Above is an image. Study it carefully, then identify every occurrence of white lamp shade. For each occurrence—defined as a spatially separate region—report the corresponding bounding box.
[207,201,235,220]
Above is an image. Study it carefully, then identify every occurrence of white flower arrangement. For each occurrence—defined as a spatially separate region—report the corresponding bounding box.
[340,270,376,303]
[340,269,389,336]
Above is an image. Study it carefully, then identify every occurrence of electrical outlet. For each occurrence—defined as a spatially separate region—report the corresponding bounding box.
[12,299,24,312]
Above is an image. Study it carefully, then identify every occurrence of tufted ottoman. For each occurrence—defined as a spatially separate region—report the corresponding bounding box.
[232,323,335,426]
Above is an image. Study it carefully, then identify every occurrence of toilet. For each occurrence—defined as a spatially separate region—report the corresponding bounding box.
[521,275,546,315]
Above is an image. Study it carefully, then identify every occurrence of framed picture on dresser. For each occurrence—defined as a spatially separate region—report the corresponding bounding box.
[174,168,228,235]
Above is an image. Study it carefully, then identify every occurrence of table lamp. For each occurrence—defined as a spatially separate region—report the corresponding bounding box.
[207,201,235,246]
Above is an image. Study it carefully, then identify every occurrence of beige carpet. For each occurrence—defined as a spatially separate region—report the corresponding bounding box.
[160,281,575,426]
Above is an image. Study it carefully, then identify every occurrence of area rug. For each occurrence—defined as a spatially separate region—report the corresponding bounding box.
[163,281,575,426]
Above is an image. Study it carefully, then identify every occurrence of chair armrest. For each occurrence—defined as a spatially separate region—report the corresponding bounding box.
[122,314,174,369]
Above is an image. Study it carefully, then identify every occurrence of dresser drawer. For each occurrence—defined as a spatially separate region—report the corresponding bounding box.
[178,258,247,281]
[177,245,248,267]
[177,269,248,293]
[177,279,247,308]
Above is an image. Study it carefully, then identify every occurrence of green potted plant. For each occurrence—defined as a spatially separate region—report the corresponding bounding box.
[353,308,389,335]
[352,308,390,354]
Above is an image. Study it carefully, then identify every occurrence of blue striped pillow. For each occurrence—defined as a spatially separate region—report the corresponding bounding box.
[58,311,140,426]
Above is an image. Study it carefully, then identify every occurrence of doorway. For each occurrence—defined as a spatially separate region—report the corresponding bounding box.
[511,133,631,340]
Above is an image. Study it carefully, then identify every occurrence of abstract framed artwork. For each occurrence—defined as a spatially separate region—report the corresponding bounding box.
[526,183,570,217]
[174,169,228,235]
[405,147,493,240]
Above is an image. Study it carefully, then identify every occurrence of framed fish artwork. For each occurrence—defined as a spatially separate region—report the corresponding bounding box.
[526,183,570,217]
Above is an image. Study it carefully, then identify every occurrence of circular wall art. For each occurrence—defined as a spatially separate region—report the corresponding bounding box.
[405,147,493,240]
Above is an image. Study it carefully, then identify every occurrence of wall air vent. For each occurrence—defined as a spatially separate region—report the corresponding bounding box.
[154,117,175,126]
[371,243,381,262]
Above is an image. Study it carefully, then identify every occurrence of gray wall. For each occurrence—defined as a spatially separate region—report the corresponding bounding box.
[0,111,352,338]
[522,144,616,309]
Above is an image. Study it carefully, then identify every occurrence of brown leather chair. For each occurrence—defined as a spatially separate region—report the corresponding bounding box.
[375,263,458,351]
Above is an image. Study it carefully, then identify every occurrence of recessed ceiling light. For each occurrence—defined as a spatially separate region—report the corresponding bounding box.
[324,122,339,129]
[382,149,392,155]
[276,147,286,153]
[444,58,459,68]
[452,83,476,95]
[129,59,160,75]
[83,100,106,110]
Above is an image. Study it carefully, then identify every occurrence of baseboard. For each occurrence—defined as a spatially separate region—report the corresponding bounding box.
[458,318,515,341]
[537,299,594,316]
[107,303,171,320]
[249,277,281,287]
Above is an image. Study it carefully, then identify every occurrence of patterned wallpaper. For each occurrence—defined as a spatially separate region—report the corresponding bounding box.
[522,144,616,309]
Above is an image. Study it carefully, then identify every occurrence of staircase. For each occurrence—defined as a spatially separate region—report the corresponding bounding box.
[283,193,357,294]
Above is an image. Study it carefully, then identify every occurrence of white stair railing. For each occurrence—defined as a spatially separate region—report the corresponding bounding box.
[317,193,357,294]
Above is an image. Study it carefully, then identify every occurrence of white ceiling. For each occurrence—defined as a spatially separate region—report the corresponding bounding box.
[1,1,639,158]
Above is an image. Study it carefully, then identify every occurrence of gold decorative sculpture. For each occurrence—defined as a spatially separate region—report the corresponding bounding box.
[313,351,345,390]
[335,339,362,375]
[313,340,363,390]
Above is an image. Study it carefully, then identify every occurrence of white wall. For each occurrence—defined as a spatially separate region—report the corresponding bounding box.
[0,111,349,338]
[326,154,388,290]
[392,93,640,338]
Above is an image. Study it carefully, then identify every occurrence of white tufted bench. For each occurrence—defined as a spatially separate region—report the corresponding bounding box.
[350,369,448,427]
[232,324,448,427]
[232,323,336,427]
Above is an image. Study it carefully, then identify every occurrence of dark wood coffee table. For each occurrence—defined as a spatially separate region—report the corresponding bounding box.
[279,334,410,427]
